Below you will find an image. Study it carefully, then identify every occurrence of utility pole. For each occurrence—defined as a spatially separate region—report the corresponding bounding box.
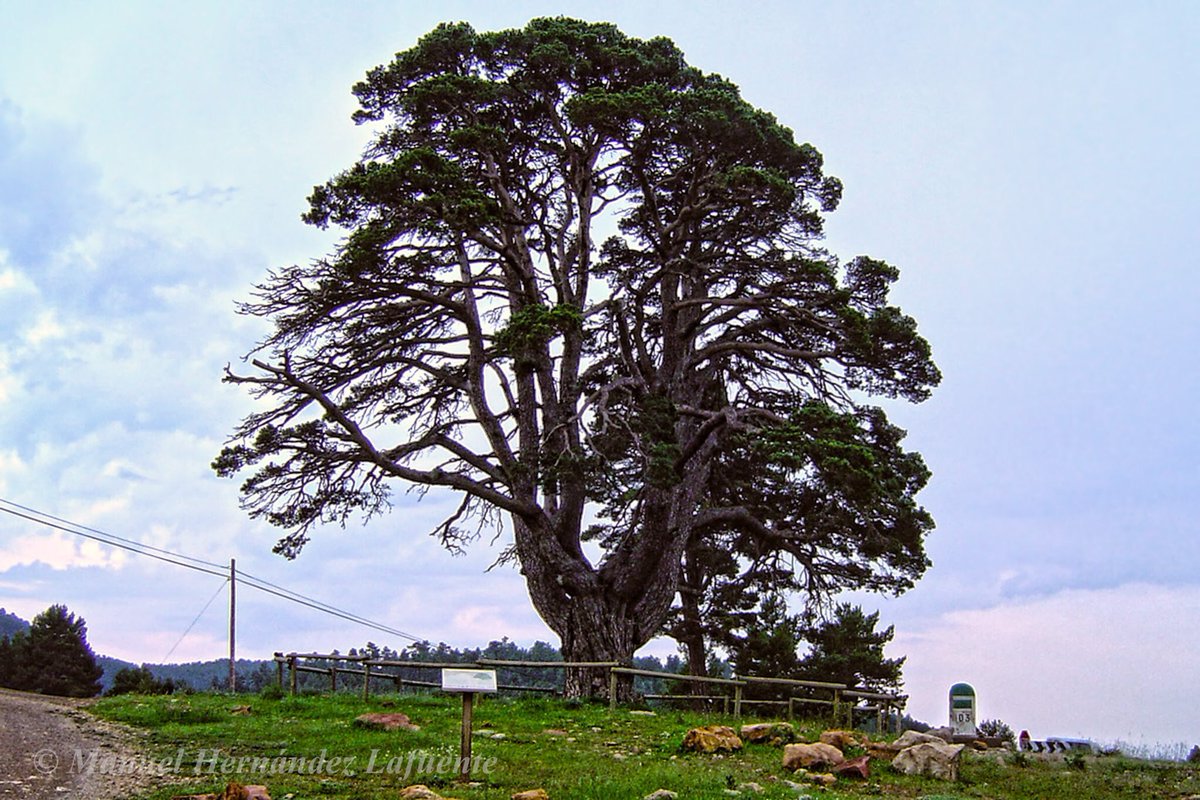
[229,558,236,693]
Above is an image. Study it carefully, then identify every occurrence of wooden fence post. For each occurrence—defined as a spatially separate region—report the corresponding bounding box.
[275,655,283,691]
[289,655,297,696]
[330,667,337,693]
[608,669,618,713]
[733,684,743,717]
[363,661,371,701]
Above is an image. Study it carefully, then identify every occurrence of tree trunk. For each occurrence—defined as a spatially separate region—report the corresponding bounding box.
[557,595,638,700]
[511,453,708,701]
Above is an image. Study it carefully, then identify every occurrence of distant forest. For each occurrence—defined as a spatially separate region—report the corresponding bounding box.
[129,638,694,695]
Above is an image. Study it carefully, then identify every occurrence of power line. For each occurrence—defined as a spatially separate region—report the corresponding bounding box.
[162,578,230,662]
[0,502,228,579]
[236,569,421,641]
[0,497,423,643]
[0,497,226,570]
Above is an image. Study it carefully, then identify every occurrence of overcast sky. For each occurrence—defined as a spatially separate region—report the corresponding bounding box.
[1,1,1197,748]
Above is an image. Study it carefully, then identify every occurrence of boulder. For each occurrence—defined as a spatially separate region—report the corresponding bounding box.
[740,722,797,746]
[891,741,965,781]
[832,754,871,779]
[353,712,420,731]
[868,729,947,760]
[893,730,948,749]
[809,773,837,787]
[511,791,549,800]
[782,742,845,771]
[819,729,862,750]
[681,725,743,753]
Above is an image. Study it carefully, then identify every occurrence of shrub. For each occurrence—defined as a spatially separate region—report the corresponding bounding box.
[978,718,1016,745]
[107,665,181,696]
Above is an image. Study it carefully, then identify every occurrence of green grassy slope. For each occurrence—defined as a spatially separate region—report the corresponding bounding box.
[90,692,1199,800]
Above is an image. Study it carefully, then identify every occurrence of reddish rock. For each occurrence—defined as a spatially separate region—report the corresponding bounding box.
[832,754,871,779]
[171,783,270,800]
[782,742,845,771]
[353,712,420,731]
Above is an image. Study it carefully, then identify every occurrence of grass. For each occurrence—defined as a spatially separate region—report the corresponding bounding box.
[89,690,1200,800]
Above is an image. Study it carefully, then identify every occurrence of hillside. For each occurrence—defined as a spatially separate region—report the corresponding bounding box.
[0,610,277,691]
[0,607,30,639]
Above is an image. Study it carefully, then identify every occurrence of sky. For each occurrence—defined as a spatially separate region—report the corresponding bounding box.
[1,1,1197,748]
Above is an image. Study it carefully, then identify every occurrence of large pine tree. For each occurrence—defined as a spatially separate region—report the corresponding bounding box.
[215,17,938,697]
[13,605,104,698]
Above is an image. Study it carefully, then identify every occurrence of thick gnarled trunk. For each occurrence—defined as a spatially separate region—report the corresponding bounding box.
[512,463,711,699]
[557,594,638,699]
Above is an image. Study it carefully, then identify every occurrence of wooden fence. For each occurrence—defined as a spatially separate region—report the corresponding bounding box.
[274,651,906,731]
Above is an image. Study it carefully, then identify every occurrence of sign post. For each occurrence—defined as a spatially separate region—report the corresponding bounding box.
[949,682,977,737]
[441,668,498,781]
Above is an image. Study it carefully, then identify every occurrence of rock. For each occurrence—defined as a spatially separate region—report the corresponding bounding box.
[172,783,270,800]
[511,790,549,800]
[819,729,861,750]
[630,710,657,716]
[228,705,253,716]
[970,739,989,750]
[736,781,765,793]
[867,742,898,761]
[809,773,837,787]
[891,741,965,781]
[892,730,948,749]
[398,787,447,800]
[643,791,678,800]
[681,725,743,753]
[832,754,871,779]
[542,728,568,736]
[353,712,420,731]
[782,742,845,771]
[868,729,949,761]
[740,722,796,746]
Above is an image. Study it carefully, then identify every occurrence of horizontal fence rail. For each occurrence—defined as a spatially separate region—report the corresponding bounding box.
[273,651,907,731]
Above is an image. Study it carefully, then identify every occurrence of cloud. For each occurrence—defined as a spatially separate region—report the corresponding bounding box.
[0,531,127,572]
[895,583,1200,746]
[0,102,101,267]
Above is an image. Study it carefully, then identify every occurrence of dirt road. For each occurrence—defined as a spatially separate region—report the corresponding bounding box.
[0,688,156,799]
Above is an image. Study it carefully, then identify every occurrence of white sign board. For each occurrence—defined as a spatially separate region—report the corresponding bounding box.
[441,668,498,693]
